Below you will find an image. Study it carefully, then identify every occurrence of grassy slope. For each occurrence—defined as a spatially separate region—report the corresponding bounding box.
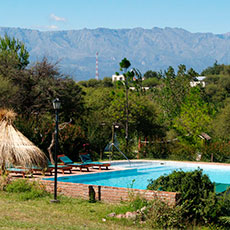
[0,191,150,230]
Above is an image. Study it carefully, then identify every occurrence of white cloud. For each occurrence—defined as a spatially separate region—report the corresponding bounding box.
[47,25,58,29]
[50,13,66,22]
[33,25,58,30]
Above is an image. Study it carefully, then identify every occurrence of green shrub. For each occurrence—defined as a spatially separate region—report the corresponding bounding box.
[168,142,196,161]
[126,180,149,212]
[219,216,230,229]
[201,142,230,163]
[219,189,230,216]
[146,199,185,229]
[147,169,220,224]
[6,179,48,200]
[128,195,148,212]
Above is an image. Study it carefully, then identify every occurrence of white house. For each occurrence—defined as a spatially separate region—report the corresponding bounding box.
[112,74,125,82]
[190,76,206,87]
[112,74,150,90]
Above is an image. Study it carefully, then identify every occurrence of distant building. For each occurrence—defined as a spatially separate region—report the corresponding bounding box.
[112,74,125,82]
[129,86,150,91]
[190,76,206,87]
[112,74,149,90]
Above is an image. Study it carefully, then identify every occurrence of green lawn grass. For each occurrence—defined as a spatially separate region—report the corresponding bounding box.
[0,191,150,230]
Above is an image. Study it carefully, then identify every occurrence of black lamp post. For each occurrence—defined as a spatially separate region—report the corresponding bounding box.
[51,98,61,203]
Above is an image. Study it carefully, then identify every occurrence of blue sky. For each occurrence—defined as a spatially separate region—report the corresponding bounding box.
[0,0,230,34]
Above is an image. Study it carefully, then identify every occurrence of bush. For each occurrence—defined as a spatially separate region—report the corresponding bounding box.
[6,179,48,200]
[127,194,148,212]
[127,179,149,211]
[146,199,185,229]
[147,169,220,224]
[201,142,230,163]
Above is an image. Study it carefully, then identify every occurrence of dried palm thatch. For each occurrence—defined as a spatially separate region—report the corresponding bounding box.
[0,109,47,169]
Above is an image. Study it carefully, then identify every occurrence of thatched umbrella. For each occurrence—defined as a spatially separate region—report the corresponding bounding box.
[0,109,47,170]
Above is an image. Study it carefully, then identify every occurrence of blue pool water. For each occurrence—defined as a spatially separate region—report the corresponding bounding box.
[44,161,230,190]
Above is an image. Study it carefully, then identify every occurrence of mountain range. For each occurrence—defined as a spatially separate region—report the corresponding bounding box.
[0,26,230,81]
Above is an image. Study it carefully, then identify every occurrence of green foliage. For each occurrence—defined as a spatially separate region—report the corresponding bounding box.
[57,78,85,122]
[127,181,148,211]
[146,199,185,229]
[6,179,48,200]
[168,142,196,161]
[0,75,18,108]
[119,58,131,70]
[83,87,113,156]
[143,70,160,79]
[173,87,213,150]
[147,169,219,223]
[15,114,86,161]
[0,34,29,69]
[201,141,230,162]
[201,61,225,76]
[165,66,176,78]
[102,77,113,87]
[219,216,230,229]
[154,65,191,123]
[78,77,114,88]
[0,175,11,191]
[213,103,230,140]
[138,141,169,159]
[128,196,148,211]
[58,123,86,161]
[86,79,102,88]
[3,36,230,166]
[142,77,159,88]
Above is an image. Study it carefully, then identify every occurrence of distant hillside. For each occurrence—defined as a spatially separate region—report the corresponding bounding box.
[0,27,230,81]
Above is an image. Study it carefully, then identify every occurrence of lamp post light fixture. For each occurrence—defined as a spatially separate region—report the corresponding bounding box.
[51,98,61,203]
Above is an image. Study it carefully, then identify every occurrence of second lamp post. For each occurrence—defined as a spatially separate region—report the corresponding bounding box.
[51,98,61,203]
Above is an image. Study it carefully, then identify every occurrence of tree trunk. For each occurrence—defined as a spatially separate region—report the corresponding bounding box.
[48,132,55,164]
[47,119,72,165]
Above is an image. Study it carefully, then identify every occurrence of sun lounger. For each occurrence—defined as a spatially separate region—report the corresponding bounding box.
[30,165,53,176]
[30,160,72,175]
[6,167,32,178]
[48,161,72,174]
[80,153,110,170]
[58,156,91,172]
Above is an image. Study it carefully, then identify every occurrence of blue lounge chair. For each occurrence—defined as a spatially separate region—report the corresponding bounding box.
[30,165,53,176]
[6,167,32,178]
[30,160,72,175]
[58,156,91,172]
[47,160,72,174]
[80,153,110,170]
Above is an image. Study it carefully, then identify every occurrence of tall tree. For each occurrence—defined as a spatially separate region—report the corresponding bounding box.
[0,34,29,70]
[173,87,213,152]
[154,65,191,124]
[116,58,133,154]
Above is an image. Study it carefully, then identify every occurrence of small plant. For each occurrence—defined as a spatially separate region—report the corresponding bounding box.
[128,194,148,212]
[126,179,148,211]
[6,179,49,200]
[0,174,11,191]
[146,199,186,229]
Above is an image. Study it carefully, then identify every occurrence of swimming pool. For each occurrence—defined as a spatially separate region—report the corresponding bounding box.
[44,161,230,191]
